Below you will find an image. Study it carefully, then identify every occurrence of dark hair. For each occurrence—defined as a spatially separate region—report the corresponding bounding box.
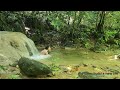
[45,46,49,49]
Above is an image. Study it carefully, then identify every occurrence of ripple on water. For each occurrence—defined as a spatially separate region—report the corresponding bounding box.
[29,55,51,60]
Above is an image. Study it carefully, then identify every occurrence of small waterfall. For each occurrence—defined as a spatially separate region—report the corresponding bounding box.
[25,38,40,56]
[29,54,51,60]
[0,31,51,66]
[24,38,51,60]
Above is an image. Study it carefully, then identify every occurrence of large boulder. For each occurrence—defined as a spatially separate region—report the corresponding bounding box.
[18,57,52,77]
[0,31,40,66]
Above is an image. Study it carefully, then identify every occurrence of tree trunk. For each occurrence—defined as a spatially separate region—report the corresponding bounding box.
[94,11,106,50]
[96,11,106,34]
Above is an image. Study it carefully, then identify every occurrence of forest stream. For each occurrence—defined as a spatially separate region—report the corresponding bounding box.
[35,47,120,79]
[1,47,120,79]
[1,11,120,79]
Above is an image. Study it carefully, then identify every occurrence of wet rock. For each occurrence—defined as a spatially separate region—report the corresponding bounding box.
[101,67,120,74]
[18,57,53,77]
[92,65,97,68]
[78,71,103,79]
[83,64,88,67]
[0,31,40,66]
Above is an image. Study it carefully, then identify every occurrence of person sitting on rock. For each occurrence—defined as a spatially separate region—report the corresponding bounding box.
[40,46,51,55]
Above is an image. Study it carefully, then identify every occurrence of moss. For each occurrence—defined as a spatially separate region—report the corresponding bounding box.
[18,57,52,77]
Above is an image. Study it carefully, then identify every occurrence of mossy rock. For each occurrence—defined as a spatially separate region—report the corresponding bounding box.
[18,57,52,77]
[78,72,104,79]
[0,31,40,66]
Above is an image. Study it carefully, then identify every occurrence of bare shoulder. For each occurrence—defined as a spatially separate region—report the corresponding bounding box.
[41,49,48,55]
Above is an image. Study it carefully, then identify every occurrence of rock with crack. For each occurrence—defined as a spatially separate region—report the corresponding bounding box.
[0,31,40,66]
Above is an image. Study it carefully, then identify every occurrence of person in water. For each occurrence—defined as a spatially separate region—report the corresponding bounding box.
[40,46,51,55]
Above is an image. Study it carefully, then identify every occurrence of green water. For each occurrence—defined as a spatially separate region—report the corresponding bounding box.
[39,48,120,79]
[41,48,120,66]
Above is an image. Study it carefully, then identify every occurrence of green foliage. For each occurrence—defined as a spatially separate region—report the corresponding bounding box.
[49,63,61,71]
[8,74,20,79]
[0,65,7,71]
[1,11,120,49]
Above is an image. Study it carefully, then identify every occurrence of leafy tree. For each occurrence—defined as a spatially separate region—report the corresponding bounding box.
[1,11,120,50]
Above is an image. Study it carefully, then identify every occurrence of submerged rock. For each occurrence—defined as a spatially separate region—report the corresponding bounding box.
[82,63,88,67]
[78,72,103,79]
[18,57,53,77]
